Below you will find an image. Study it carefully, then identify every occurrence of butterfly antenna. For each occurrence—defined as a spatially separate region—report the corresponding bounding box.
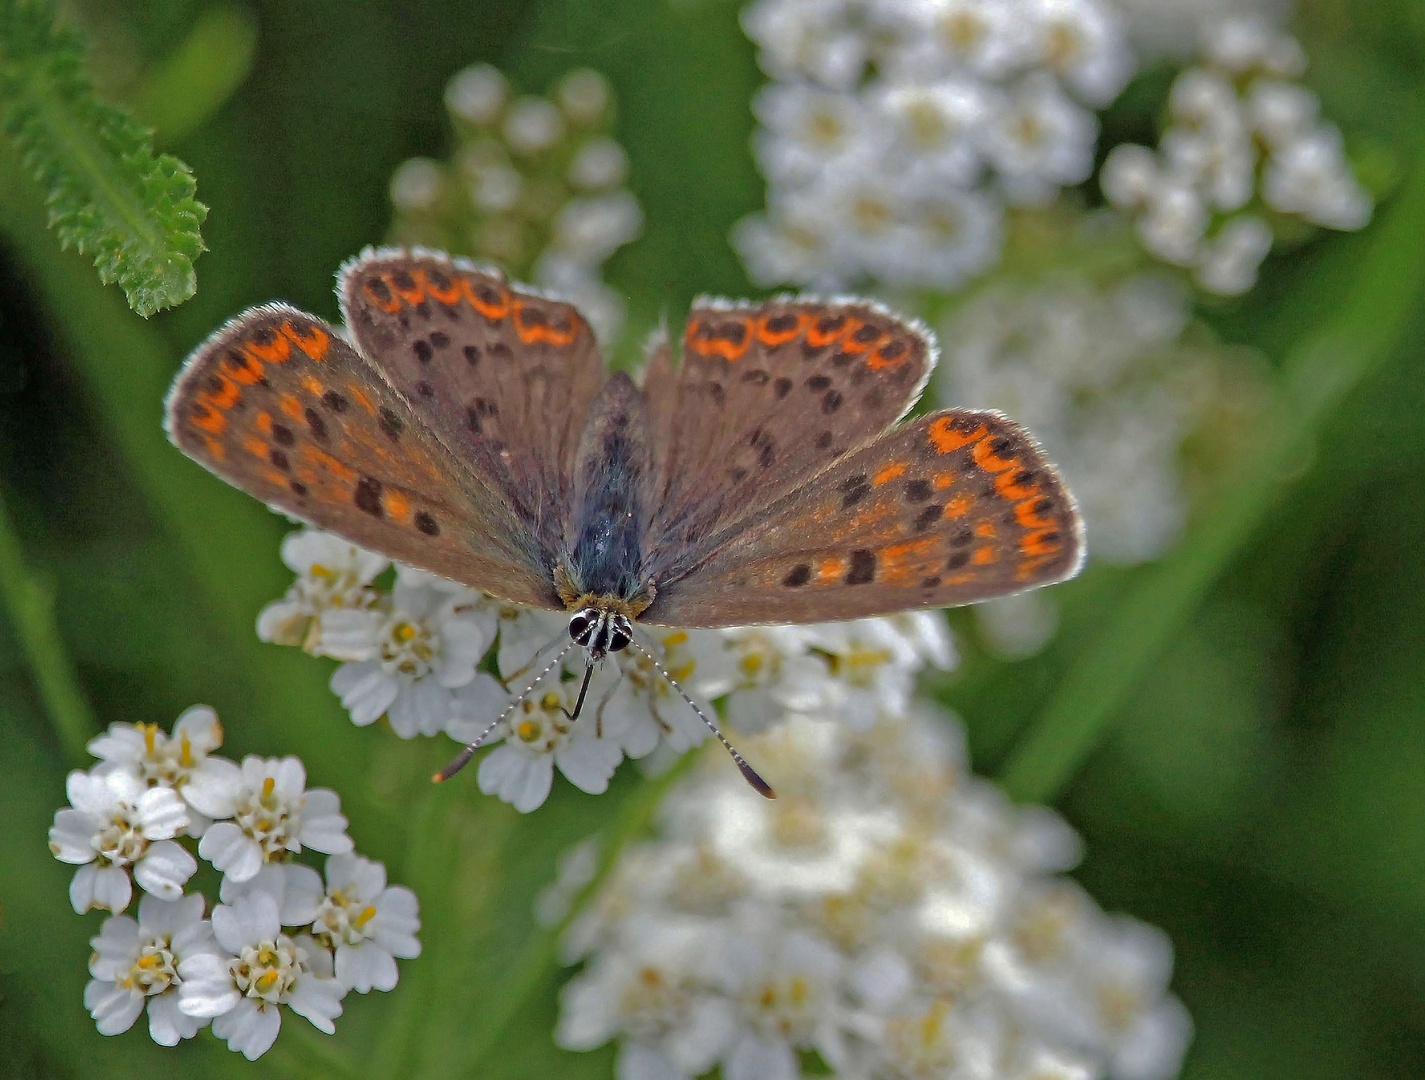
[625,639,776,800]
[433,641,576,783]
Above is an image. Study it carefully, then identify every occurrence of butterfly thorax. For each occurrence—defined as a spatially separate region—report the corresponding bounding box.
[558,369,657,624]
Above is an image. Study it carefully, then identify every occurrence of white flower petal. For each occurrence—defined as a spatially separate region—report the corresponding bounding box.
[285,975,346,1033]
[133,839,197,899]
[199,822,265,882]
[331,661,399,725]
[147,988,206,1044]
[49,808,98,864]
[335,940,399,993]
[84,980,146,1036]
[213,998,282,1060]
[180,756,243,818]
[177,953,242,1017]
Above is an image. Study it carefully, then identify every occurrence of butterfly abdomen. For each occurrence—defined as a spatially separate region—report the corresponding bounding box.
[565,372,654,608]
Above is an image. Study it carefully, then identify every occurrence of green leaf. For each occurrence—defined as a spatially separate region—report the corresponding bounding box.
[0,0,207,317]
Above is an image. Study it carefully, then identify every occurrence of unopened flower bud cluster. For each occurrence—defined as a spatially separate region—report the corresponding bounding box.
[258,528,957,814]
[47,708,420,1058]
[553,706,1192,1080]
[389,64,642,343]
[734,0,1136,290]
[1101,16,1372,295]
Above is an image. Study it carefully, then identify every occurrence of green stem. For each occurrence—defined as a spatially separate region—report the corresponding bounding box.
[999,150,1425,805]
[453,751,702,1079]
[0,488,96,763]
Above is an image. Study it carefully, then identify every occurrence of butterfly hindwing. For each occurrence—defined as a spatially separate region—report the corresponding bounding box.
[164,303,561,610]
[339,249,606,560]
[643,409,1084,627]
[641,299,935,586]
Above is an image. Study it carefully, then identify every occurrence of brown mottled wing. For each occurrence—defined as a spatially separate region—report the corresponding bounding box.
[641,298,935,586]
[164,303,561,610]
[339,248,605,560]
[642,410,1084,626]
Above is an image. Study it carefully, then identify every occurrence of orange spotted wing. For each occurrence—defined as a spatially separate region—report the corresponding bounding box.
[164,301,562,610]
[640,303,1083,626]
[338,249,605,563]
[641,297,937,589]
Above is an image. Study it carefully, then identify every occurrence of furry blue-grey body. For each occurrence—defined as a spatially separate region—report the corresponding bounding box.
[563,371,652,606]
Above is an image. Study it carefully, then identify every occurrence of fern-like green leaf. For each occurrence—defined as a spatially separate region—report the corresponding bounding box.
[0,1,207,317]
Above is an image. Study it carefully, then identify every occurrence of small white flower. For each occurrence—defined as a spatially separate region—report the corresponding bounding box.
[86,705,231,832]
[503,96,566,154]
[983,74,1098,206]
[310,854,421,993]
[753,84,873,186]
[606,627,718,756]
[889,0,1032,81]
[1136,181,1208,266]
[219,862,325,926]
[557,915,735,1080]
[691,625,828,735]
[731,205,843,289]
[557,68,613,123]
[389,157,448,215]
[326,577,496,737]
[549,192,644,263]
[1245,79,1319,150]
[85,893,219,1044]
[741,0,872,89]
[976,590,1061,660]
[478,679,626,812]
[1202,15,1304,78]
[1262,127,1372,230]
[1026,0,1133,106]
[186,756,352,883]
[178,893,346,1060]
[568,137,629,190]
[1194,214,1273,295]
[446,63,508,126]
[256,529,388,653]
[715,914,850,1080]
[49,768,195,913]
[1100,143,1161,209]
[869,77,991,189]
[804,616,947,728]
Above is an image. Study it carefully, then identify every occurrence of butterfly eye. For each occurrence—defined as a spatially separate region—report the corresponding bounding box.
[568,610,596,646]
[605,615,633,654]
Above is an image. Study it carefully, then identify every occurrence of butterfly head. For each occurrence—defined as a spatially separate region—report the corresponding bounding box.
[568,606,633,661]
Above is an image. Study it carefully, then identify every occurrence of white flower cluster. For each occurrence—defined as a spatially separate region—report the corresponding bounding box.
[734,0,1135,290]
[1102,16,1372,295]
[555,708,1192,1080]
[47,708,420,1058]
[390,64,642,343]
[258,530,956,814]
[936,273,1223,571]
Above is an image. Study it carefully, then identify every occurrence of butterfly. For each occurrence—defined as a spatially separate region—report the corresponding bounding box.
[165,248,1084,796]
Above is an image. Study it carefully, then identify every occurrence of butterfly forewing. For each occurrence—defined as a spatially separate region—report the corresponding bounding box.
[339,249,605,561]
[643,409,1084,627]
[642,299,935,586]
[164,303,560,610]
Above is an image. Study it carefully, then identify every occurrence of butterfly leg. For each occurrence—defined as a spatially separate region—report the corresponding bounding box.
[560,663,597,723]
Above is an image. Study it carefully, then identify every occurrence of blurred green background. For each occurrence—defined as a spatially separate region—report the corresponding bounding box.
[1,0,1424,1077]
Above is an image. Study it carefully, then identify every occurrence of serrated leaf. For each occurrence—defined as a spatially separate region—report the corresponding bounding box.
[0,0,207,316]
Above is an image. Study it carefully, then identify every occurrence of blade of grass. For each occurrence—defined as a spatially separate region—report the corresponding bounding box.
[998,145,1425,804]
[0,488,96,762]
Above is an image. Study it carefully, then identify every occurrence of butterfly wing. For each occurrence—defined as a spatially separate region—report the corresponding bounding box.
[642,409,1084,627]
[165,303,561,609]
[640,298,936,586]
[338,248,606,562]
